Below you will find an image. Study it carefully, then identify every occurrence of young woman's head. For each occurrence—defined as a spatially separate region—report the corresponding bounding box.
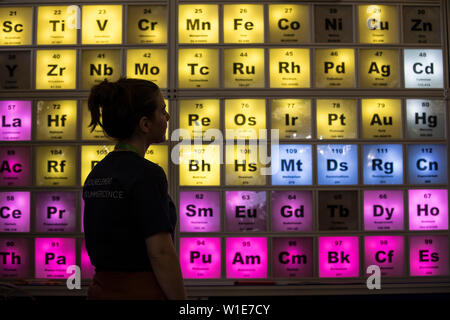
[88,78,169,143]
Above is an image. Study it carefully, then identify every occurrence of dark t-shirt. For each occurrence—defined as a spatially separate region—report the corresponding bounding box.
[82,151,177,272]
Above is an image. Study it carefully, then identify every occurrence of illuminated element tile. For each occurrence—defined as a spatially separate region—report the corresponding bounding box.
[144,145,168,178]
[271,191,313,232]
[410,235,448,276]
[314,5,353,43]
[0,100,31,141]
[178,4,218,44]
[403,6,441,44]
[361,99,402,139]
[408,145,447,185]
[0,191,30,232]
[36,100,77,141]
[315,48,355,88]
[225,191,266,232]
[0,51,31,89]
[358,5,399,44]
[37,6,78,45]
[406,99,446,139]
[364,190,404,231]
[404,49,443,88]
[179,99,220,140]
[0,7,33,45]
[178,49,219,88]
[363,144,403,185]
[179,144,220,186]
[225,144,266,186]
[35,146,77,187]
[82,5,122,44]
[269,48,310,88]
[359,49,399,88]
[269,4,310,43]
[224,49,265,88]
[317,144,358,185]
[35,238,76,279]
[81,145,114,185]
[273,237,313,278]
[180,238,221,279]
[179,191,220,233]
[127,5,167,44]
[319,237,359,278]
[126,49,167,88]
[81,50,121,89]
[0,146,30,187]
[226,237,267,279]
[81,100,108,141]
[364,236,405,277]
[35,192,76,233]
[225,99,265,140]
[318,191,358,231]
[81,240,95,279]
[316,99,357,139]
[223,4,264,43]
[409,189,448,231]
[271,99,311,139]
[0,238,30,279]
[35,50,77,90]
[271,144,313,186]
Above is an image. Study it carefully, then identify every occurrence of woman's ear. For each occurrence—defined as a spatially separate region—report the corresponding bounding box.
[138,116,152,134]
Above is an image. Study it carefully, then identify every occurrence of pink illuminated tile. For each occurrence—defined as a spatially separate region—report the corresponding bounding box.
[319,237,359,278]
[0,238,30,279]
[226,191,267,232]
[364,236,405,277]
[35,192,76,233]
[0,192,30,232]
[364,190,404,231]
[35,238,76,279]
[0,146,31,187]
[272,237,313,278]
[81,239,95,279]
[226,237,267,279]
[410,235,448,276]
[179,237,221,279]
[179,191,220,232]
[409,189,448,231]
[0,101,31,141]
[271,191,313,232]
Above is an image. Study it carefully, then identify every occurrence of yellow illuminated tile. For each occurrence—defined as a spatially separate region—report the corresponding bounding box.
[225,144,266,186]
[81,100,108,141]
[179,100,220,140]
[316,99,357,139]
[81,145,114,185]
[127,5,167,44]
[224,48,265,88]
[225,99,266,140]
[178,49,219,88]
[359,49,399,88]
[179,145,221,186]
[81,49,121,89]
[0,7,33,45]
[179,4,218,44]
[37,6,78,45]
[269,4,310,43]
[36,100,77,141]
[126,49,167,88]
[35,146,77,186]
[358,5,399,44]
[36,50,77,90]
[361,99,402,139]
[269,48,310,88]
[224,4,264,43]
[271,99,312,139]
[315,48,355,88]
[82,5,122,44]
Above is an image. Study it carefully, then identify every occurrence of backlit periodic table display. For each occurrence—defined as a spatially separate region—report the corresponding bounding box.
[0,1,449,296]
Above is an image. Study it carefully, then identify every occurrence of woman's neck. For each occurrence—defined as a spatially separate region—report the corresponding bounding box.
[115,139,148,157]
